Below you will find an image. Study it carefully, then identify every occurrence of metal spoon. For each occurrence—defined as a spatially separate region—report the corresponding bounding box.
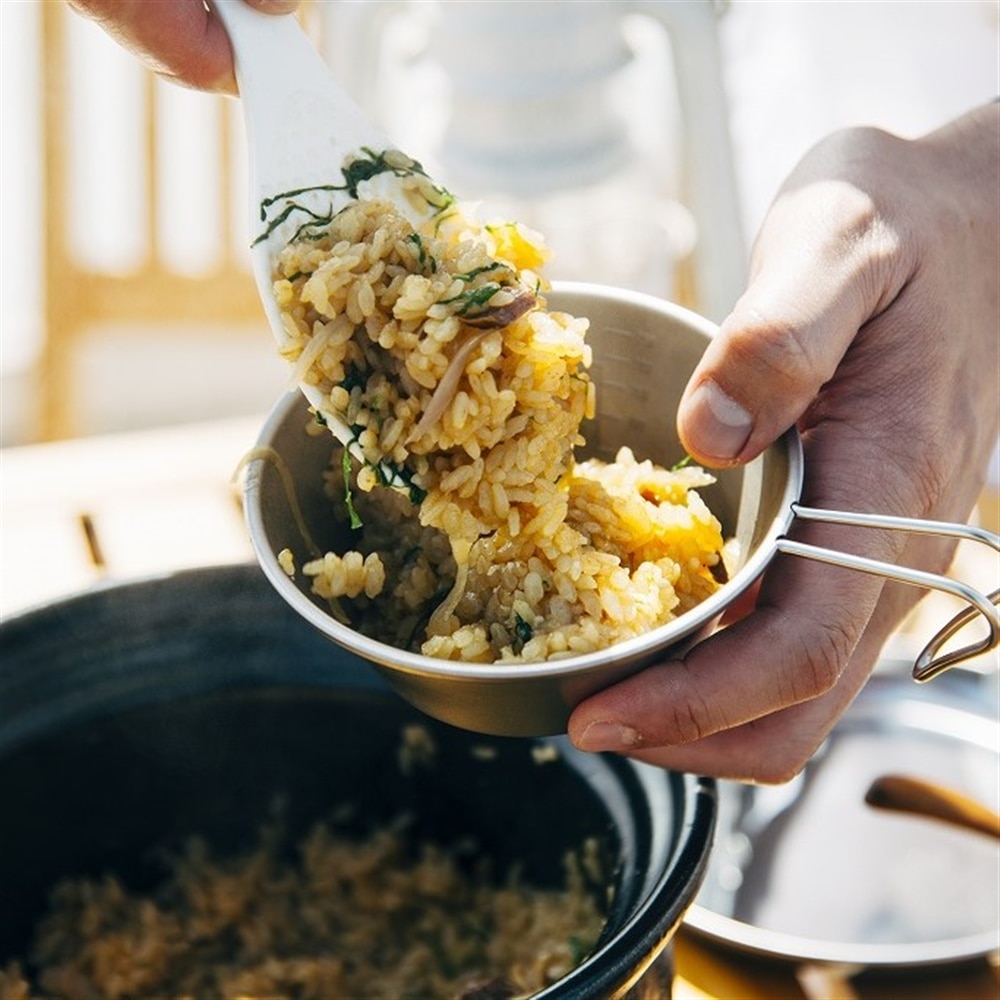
[210,0,451,483]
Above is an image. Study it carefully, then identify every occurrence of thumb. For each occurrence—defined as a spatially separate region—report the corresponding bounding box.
[677,181,902,468]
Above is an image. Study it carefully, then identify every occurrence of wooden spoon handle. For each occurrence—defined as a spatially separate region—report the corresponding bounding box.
[865,774,1000,839]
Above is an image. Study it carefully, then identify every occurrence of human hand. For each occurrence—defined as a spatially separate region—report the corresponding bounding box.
[568,101,999,782]
[65,0,299,95]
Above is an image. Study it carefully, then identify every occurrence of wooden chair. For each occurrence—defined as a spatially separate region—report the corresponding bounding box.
[38,2,268,441]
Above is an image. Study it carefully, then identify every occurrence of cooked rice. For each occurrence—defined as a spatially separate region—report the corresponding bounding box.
[0,816,604,1000]
[269,192,724,663]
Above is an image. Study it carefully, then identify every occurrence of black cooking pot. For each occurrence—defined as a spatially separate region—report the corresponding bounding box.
[0,564,716,999]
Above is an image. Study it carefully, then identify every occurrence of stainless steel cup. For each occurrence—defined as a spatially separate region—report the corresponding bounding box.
[243,283,998,736]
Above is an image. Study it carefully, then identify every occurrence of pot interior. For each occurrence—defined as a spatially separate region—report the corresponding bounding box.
[0,565,714,996]
[0,687,614,954]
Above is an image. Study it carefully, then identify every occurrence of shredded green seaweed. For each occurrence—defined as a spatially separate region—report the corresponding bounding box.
[254,147,454,247]
[342,447,363,530]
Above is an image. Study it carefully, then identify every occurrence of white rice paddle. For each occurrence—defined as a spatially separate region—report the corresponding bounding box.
[211,0,449,488]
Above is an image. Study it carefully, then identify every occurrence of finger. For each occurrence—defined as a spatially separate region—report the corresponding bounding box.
[607,598,905,781]
[566,599,865,784]
[567,507,902,782]
[615,676,859,782]
[68,0,236,93]
[677,176,907,468]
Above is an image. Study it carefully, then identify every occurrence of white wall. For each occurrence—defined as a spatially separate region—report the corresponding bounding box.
[719,0,999,240]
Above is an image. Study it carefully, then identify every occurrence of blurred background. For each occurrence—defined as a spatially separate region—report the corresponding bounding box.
[1,9,997,994]
[0,0,996,448]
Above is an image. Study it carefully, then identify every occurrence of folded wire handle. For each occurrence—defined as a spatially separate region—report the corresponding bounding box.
[774,504,1000,682]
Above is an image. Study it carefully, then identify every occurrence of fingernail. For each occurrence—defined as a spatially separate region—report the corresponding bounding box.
[685,380,753,461]
[576,721,640,752]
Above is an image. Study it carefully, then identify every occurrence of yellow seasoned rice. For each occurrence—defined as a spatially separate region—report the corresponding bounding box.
[268,171,724,663]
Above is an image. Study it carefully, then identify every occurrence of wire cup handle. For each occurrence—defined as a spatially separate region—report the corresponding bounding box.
[774,505,999,682]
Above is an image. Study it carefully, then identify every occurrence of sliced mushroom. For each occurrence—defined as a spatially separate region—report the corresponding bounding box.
[462,289,537,329]
[408,291,536,443]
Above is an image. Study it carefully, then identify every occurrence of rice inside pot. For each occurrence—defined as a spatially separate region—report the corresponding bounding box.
[0,813,605,1000]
